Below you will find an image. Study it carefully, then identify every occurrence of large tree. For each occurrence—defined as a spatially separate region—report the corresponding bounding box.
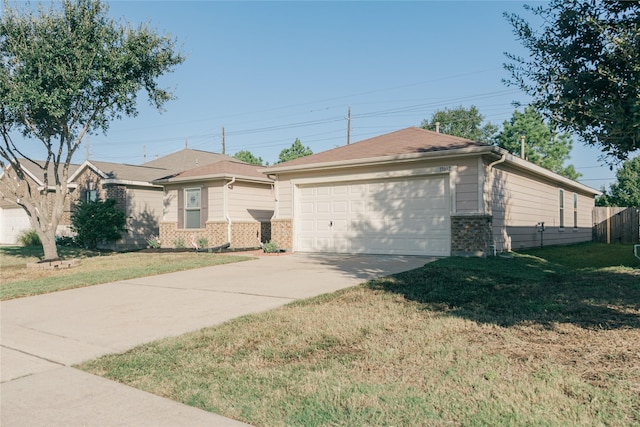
[233,150,263,166]
[495,106,580,180]
[420,106,498,144]
[596,156,640,207]
[504,1,640,161]
[0,0,184,260]
[278,138,313,163]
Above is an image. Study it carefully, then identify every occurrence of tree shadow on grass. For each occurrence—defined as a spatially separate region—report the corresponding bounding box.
[366,254,640,330]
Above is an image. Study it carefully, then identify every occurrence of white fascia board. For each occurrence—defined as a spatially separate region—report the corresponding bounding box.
[261,146,497,175]
[500,151,601,196]
[101,178,163,188]
[153,174,273,186]
[67,161,108,182]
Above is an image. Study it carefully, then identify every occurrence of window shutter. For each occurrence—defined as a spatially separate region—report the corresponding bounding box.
[177,188,184,229]
[200,186,208,228]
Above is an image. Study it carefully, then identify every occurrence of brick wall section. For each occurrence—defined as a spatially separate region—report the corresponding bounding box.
[159,221,227,248]
[451,214,493,257]
[270,219,293,250]
[231,222,262,248]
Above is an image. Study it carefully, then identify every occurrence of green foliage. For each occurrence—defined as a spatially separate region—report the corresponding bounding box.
[262,241,279,253]
[71,199,126,250]
[495,106,580,179]
[278,138,313,163]
[17,229,41,246]
[196,237,208,249]
[0,0,184,261]
[55,235,77,247]
[504,1,640,160]
[173,237,185,249]
[147,235,161,249]
[596,156,640,207]
[233,150,263,166]
[420,105,498,143]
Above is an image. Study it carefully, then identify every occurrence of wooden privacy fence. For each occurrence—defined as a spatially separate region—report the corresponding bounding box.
[593,207,640,244]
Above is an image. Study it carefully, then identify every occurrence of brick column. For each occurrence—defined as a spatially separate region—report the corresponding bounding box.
[451,214,493,257]
[270,219,293,250]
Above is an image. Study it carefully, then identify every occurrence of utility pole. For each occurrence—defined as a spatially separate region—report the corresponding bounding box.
[185,138,188,149]
[143,145,146,163]
[520,135,525,159]
[85,135,89,160]
[222,127,226,154]
[347,106,351,145]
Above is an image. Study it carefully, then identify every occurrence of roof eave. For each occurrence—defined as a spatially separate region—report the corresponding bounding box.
[101,178,163,188]
[153,173,273,185]
[261,145,499,174]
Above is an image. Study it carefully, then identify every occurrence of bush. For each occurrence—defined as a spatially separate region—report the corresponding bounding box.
[173,237,185,249]
[147,235,161,249]
[71,199,126,250]
[55,235,77,247]
[17,229,41,246]
[196,237,208,249]
[262,241,280,253]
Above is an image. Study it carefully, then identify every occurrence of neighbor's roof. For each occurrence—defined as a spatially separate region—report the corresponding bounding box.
[83,160,174,184]
[143,148,234,171]
[153,160,273,184]
[265,127,486,171]
[10,159,82,187]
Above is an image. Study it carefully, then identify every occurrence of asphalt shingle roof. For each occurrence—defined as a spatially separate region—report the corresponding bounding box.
[270,127,487,169]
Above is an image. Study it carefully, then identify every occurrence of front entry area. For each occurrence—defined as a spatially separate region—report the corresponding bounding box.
[295,175,451,256]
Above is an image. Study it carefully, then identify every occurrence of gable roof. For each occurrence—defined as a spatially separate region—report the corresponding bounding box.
[4,159,82,188]
[264,126,600,196]
[153,160,272,184]
[143,148,234,171]
[68,160,174,186]
[267,127,486,171]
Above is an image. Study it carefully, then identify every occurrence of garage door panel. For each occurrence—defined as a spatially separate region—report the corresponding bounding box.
[297,176,451,256]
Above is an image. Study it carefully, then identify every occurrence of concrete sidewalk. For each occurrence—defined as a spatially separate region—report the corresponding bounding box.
[1,253,432,426]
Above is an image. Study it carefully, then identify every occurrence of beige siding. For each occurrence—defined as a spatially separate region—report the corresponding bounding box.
[207,182,224,221]
[491,165,595,251]
[121,187,163,247]
[228,182,274,221]
[273,157,480,218]
[163,187,179,222]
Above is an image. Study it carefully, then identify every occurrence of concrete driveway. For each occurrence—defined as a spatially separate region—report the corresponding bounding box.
[1,253,432,426]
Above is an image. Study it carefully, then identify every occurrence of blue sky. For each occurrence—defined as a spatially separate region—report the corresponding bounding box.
[9,1,622,190]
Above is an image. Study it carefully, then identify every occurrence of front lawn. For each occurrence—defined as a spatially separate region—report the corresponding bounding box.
[80,243,639,426]
[0,246,252,300]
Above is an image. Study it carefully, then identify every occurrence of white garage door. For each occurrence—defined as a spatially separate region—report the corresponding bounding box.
[296,176,450,256]
[0,207,31,245]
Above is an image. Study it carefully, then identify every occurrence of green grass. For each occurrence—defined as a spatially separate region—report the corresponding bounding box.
[0,246,252,300]
[80,243,640,426]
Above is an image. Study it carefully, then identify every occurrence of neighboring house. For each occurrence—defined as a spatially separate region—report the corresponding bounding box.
[0,160,81,245]
[0,148,236,247]
[264,127,600,256]
[153,160,274,249]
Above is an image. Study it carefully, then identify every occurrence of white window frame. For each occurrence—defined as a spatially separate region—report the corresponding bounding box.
[184,187,201,229]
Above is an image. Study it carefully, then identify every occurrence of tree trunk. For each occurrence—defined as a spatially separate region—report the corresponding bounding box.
[40,229,59,261]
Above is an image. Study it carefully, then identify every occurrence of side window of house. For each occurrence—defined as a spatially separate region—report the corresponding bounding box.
[86,190,97,202]
[559,189,565,229]
[184,188,201,229]
[573,193,578,229]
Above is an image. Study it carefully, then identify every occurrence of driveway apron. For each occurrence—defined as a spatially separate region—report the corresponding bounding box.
[1,254,432,426]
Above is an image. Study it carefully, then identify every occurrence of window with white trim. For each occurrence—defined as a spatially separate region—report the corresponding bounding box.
[559,189,565,229]
[184,188,201,229]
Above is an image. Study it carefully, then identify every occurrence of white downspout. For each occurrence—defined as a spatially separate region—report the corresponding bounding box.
[487,153,507,254]
[225,177,236,244]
